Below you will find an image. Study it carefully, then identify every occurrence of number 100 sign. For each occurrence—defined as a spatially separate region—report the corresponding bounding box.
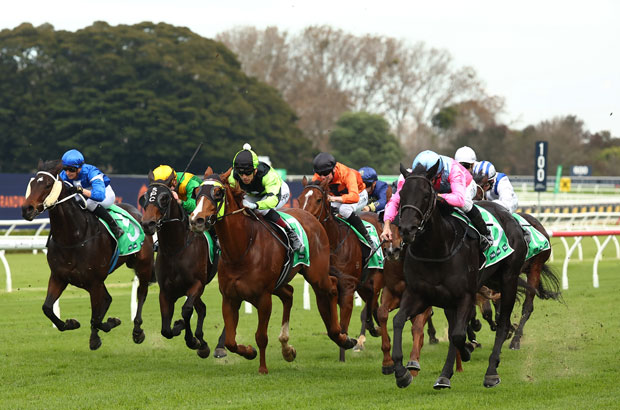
[534,141,548,192]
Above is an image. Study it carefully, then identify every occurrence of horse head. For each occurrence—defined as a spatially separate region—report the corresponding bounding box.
[190,168,239,232]
[473,172,487,201]
[297,175,331,223]
[141,170,181,235]
[383,222,404,261]
[398,162,438,244]
[21,160,80,220]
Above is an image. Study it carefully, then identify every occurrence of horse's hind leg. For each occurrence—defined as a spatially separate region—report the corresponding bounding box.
[310,275,357,350]
[214,327,227,358]
[377,287,400,375]
[353,305,368,352]
[408,307,432,377]
[427,313,439,344]
[274,284,296,362]
[43,276,80,331]
[88,283,121,350]
[337,281,357,362]
[510,263,541,350]
[192,293,211,358]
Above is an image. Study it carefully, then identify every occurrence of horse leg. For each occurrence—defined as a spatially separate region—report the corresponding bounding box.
[338,283,356,362]
[181,281,203,350]
[274,284,296,362]
[364,272,382,338]
[255,293,273,374]
[42,276,80,331]
[131,274,149,344]
[378,287,400,375]
[392,288,427,389]
[310,275,357,350]
[222,297,257,361]
[485,275,519,388]
[88,283,121,351]
[407,306,432,377]
[353,305,368,352]
[426,312,439,344]
[481,299,496,331]
[450,295,475,363]
[193,293,211,358]
[214,327,227,358]
[434,308,460,390]
[159,291,183,339]
[510,264,541,350]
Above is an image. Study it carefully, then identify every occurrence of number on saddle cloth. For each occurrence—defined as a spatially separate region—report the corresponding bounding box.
[100,205,147,256]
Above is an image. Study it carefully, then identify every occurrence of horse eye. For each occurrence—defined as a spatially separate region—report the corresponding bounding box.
[317,198,322,203]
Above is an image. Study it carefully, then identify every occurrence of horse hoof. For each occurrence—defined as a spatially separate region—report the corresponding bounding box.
[395,370,413,388]
[213,348,227,358]
[352,343,364,352]
[460,344,473,362]
[132,329,145,344]
[106,317,121,330]
[343,337,357,350]
[283,347,296,362]
[65,319,81,330]
[471,340,482,349]
[433,376,451,390]
[406,360,421,371]
[368,327,380,338]
[429,337,439,345]
[187,337,200,350]
[472,319,482,332]
[509,340,521,350]
[484,374,501,388]
[382,365,395,375]
[197,347,210,359]
[90,338,102,351]
[247,346,258,360]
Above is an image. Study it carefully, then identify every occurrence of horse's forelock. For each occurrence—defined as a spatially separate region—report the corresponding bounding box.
[411,163,428,176]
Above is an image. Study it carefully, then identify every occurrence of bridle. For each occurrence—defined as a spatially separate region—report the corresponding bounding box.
[26,171,82,217]
[195,179,245,229]
[399,175,436,235]
[301,184,331,224]
[144,182,185,231]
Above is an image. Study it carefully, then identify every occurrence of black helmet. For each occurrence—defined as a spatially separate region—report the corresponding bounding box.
[313,153,336,176]
[233,143,258,173]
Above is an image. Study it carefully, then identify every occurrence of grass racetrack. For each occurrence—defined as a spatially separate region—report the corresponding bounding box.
[1,237,619,409]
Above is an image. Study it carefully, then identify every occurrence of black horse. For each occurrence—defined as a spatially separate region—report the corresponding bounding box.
[390,163,527,389]
[141,169,226,358]
[21,160,154,350]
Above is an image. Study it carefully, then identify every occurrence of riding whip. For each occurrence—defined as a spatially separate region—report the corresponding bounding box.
[180,142,203,176]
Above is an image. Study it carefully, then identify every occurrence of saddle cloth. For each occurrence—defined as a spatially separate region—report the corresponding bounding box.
[335,216,384,269]
[98,204,146,256]
[512,213,551,260]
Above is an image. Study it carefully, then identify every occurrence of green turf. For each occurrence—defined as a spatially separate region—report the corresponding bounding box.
[1,243,619,409]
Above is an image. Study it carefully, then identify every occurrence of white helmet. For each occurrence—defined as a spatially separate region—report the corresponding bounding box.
[473,160,497,180]
[454,146,477,164]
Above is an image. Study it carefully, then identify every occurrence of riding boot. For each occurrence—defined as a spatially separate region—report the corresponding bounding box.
[346,213,377,253]
[93,204,124,238]
[466,206,492,251]
[283,223,304,254]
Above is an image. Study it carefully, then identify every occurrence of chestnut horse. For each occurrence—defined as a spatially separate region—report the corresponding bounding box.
[473,176,561,350]
[189,169,356,374]
[21,160,154,350]
[140,169,226,359]
[297,177,383,361]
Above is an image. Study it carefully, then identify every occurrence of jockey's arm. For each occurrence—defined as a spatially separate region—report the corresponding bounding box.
[496,177,519,213]
[438,167,466,208]
[380,178,403,241]
[255,169,282,210]
[87,173,106,202]
[338,167,360,204]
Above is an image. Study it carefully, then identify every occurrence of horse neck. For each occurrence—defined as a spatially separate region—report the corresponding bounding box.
[158,200,190,252]
[48,190,93,242]
[321,213,342,250]
[215,190,254,262]
[415,205,453,255]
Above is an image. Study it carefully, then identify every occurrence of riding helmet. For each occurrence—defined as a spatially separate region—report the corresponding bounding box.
[233,143,259,172]
[454,146,477,164]
[358,166,378,184]
[61,149,85,168]
[313,153,336,175]
[412,150,443,175]
[473,160,497,180]
[152,165,177,181]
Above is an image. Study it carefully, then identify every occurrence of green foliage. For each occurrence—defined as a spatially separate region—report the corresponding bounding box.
[0,22,311,174]
[431,106,458,130]
[330,112,401,173]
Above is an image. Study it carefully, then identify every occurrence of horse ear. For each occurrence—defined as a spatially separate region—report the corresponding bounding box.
[221,167,232,182]
[399,163,410,178]
[165,172,175,186]
[204,166,213,178]
[302,176,308,187]
[147,170,155,183]
[426,160,440,180]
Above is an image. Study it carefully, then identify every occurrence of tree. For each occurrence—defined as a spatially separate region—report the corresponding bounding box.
[329,112,401,174]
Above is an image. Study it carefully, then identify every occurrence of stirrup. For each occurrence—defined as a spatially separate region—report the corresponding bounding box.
[480,234,492,251]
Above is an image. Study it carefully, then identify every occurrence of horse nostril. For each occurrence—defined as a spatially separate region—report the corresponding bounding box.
[195,217,205,226]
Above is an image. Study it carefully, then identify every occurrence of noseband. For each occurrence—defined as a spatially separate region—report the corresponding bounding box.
[399,175,436,233]
[145,182,185,231]
[26,171,81,216]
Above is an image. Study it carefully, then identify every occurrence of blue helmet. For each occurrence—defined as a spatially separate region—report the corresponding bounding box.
[473,160,497,179]
[358,166,378,184]
[61,149,85,168]
[412,150,443,176]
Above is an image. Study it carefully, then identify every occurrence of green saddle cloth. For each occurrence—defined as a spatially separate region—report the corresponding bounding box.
[278,212,310,268]
[512,213,551,260]
[450,205,514,269]
[99,204,146,256]
[202,229,217,264]
[335,216,384,269]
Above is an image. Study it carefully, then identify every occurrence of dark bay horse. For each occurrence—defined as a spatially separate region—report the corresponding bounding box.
[391,163,527,389]
[189,169,356,374]
[21,160,154,350]
[473,177,561,350]
[140,169,225,358]
[297,177,382,361]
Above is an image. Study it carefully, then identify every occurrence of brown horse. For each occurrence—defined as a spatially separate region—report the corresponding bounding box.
[297,177,383,361]
[21,160,154,350]
[189,169,356,374]
[140,169,226,358]
[473,176,561,350]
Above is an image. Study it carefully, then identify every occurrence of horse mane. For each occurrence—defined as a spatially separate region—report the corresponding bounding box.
[38,159,62,174]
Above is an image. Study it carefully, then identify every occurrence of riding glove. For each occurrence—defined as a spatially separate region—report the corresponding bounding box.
[242,199,257,209]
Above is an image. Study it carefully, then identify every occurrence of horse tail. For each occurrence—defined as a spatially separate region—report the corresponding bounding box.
[536,264,563,302]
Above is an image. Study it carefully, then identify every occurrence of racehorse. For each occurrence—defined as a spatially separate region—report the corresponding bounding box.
[473,174,561,350]
[21,160,154,350]
[297,177,383,361]
[140,168,226,358]
[391,163,527,389]
[189,168,356,374]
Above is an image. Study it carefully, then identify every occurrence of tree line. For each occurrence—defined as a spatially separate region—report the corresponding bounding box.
[1,22,618,176]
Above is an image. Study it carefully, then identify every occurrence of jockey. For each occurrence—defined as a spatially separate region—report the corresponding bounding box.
[59,149,124,238]
[358,166,391,219]
[312,153,377,252]
[473,160,519,213]
[152,165,202,214]
[230,144,304,253]
[454,146,477,174]
[381,150,492,250]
